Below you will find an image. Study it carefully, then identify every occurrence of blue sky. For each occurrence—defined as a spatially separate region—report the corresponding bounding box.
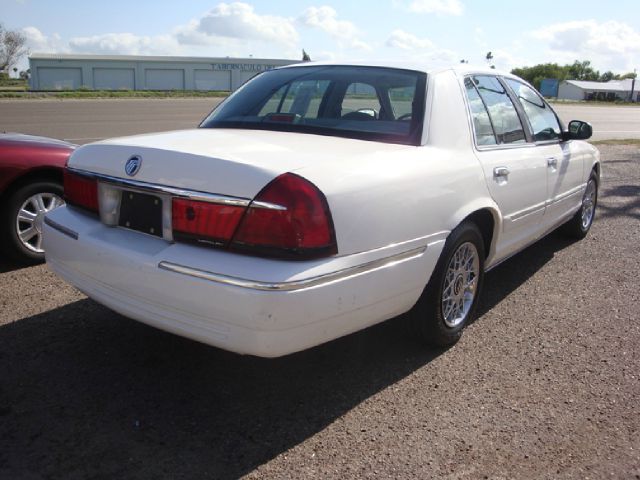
[2,0,639,74]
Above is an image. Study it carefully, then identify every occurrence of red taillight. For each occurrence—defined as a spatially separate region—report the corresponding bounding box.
[172,198,245,245]
[231,173,337,259]
[63,169,98,213]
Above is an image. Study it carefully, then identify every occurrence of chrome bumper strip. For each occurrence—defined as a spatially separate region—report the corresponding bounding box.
[158,246,427,292]
[44,216,79,240]
[66,168,285,210]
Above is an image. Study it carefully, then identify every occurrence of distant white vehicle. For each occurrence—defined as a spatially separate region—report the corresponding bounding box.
[44,62,600,357]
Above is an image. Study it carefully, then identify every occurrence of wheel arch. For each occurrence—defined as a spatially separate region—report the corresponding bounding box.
[463,209,496,260]
[0,167,63,204]
[449,199,502,262]
[591,161,601,183]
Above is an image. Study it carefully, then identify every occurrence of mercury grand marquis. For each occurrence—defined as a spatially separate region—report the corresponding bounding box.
[43,62,600,357]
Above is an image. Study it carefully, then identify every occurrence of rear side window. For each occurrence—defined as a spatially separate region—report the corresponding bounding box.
[259,80,330,119]
[464,77,497,145]
[506,79,561,142]
[471,75,526,145]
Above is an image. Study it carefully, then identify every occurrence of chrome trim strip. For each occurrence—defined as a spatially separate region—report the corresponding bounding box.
[337,231,448,259]
[158,246,427,292]
[67,168,286,210]
[504,183,586,223]
[44,216,79,240]
[506,202,546,222]
[546,183,585,206]
[251,200,288,211]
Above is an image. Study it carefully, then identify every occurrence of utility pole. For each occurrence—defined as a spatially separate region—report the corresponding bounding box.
[631,69,637,102]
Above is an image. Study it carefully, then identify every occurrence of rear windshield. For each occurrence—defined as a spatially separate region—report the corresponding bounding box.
[200,65,426,145]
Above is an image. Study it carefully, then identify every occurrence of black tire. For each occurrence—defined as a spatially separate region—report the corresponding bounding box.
[0,180,64,264]
[561,171,598,239]
[408,221,485,347]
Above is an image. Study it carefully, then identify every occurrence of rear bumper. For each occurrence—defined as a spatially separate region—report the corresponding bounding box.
[44,206,445,357]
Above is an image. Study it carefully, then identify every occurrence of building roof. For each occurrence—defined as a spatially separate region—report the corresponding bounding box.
[564,79,635,92]
[29,53,295,64]
[29,54,517,78]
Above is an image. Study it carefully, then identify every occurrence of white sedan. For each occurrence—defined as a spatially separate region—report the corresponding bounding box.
[43,62,600,357]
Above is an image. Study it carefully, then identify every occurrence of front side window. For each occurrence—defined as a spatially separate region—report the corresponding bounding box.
[471,75,526,145]
[506,79,561,142]
[201,66,426,145]
[388,86,415,120]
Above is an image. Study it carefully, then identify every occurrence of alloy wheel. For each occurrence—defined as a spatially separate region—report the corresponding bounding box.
[441,242,480,328]
[16,192,64,253]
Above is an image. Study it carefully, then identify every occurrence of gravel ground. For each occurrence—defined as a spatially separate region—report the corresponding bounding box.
[1,145,639,479]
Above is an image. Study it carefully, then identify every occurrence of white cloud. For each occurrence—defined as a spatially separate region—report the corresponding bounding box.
[298,6,370,50]
[313,50,337,61]
[396,0,464,15]
[384,29,458,66]
[532,20,640,70]
[386,29,433,50]
[22,26,65,54]
[487,50,520,71]
[68,33,180,56]
[176,2,298,47]
[23,3,302,60]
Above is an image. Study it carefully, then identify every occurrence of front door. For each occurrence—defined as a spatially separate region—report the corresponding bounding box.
[503,78,585,227]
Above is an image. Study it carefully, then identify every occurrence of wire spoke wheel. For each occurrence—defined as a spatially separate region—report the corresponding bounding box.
[16,192,64,253]
[441,241,480,328]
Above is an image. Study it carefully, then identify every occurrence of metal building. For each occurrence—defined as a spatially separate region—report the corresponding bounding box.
[28,54,296,91]
[557,79,638,102]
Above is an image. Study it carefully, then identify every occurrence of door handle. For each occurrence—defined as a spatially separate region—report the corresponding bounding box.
[493,166,510,178]
[547,157,558,168]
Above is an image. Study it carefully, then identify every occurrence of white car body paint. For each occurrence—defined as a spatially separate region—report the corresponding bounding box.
[44,63,599,357]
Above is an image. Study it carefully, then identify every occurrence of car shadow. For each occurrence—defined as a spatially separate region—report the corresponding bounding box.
[476,229,578,320]
[0,229,580,479]
[0,299,438,479]
[0,258,30,274]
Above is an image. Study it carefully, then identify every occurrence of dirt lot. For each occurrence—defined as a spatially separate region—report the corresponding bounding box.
[1,144,639,479]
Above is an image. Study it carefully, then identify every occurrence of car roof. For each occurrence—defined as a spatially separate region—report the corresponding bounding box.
[276,60,517,79]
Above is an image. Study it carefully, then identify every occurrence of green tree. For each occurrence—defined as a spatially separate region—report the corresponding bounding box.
[567,60,599,81]
[599,71,615,82]
[510,60,635,90]
[511,63,568,90]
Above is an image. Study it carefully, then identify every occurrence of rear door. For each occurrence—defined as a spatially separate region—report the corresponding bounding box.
[464,75,548,258]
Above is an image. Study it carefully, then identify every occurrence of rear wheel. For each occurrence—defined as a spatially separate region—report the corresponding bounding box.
[0,181,64,264]
[409,222,485,347]
[561,172,598,239]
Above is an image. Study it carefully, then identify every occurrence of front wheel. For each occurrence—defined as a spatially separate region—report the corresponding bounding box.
[408,222,485,347]
[561,172,598,239]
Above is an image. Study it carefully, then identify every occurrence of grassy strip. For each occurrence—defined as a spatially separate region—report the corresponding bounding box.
[590,139,640,145]
[0,90,230,99]
[0,79,28,88]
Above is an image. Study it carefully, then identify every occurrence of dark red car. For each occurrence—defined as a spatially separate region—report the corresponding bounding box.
[0,133,76,263]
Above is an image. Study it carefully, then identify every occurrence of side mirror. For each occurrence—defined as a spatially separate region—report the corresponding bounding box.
[562,120,593,141]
